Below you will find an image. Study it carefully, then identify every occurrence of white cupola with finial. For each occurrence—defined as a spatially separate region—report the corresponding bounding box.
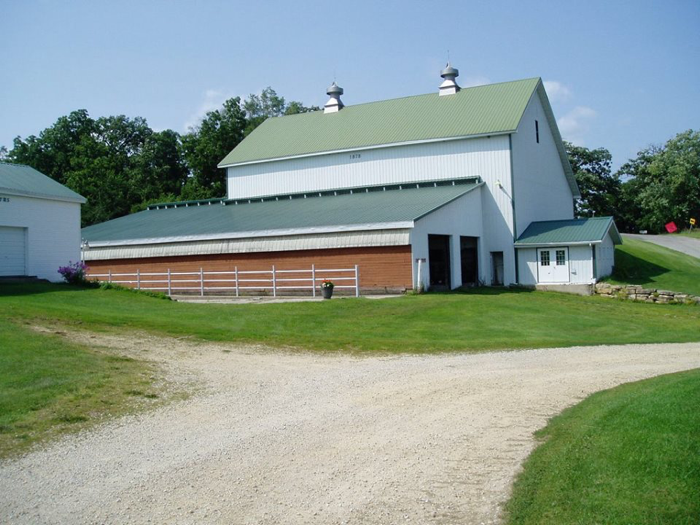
[439,63,460,96]
[324,82,344,114]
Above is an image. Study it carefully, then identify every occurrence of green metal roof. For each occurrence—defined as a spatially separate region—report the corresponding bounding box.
[515,217,622,246]
[219,78,541,167]
[0,162,85,203]
[82,179,481,244]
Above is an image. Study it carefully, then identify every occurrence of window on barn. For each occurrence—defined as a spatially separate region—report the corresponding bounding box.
[556,250,566,265]
[535,120,540,143]
[540,250,550,266]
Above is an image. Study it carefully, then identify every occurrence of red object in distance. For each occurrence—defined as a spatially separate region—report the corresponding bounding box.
[665,221,678,233]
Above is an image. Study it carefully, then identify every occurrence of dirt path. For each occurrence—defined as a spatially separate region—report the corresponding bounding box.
[1,332,699,525]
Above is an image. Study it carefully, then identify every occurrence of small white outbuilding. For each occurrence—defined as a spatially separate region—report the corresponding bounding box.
[0,162,85,281]
[515,217,622,286]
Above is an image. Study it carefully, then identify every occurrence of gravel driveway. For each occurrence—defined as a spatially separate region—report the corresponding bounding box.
[625,233,700,259]
[1,332,699,525]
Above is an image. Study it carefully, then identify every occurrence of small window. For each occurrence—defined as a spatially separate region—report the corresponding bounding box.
[535,120,540,143]
[540,251,550,266]
[556,250,566,265]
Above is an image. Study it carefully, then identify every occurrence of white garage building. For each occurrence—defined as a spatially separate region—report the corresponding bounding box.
[0,163,85,281]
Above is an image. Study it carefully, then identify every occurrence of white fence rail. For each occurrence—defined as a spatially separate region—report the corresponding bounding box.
[88,264,360,298]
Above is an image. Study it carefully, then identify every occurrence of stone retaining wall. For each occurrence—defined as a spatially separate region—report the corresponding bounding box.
[595,283,700,305]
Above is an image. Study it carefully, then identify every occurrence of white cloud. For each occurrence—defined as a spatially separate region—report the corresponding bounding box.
[183,89,232,131]
[557,106,597,145]
[543,80,572,103]
[460,75,491,88]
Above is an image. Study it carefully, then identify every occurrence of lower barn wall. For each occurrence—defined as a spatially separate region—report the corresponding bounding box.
[85,245,413,293]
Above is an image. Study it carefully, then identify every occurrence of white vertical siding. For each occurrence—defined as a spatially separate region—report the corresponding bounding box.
[511,92,574,238]
[227,137,510,199]
[596,235,616,279]
[228,135,518,285]
[517,248,538,285]
[410,188,484,290]
[518,244,595,285]
[569,245,594,284]
[0,195,81,281]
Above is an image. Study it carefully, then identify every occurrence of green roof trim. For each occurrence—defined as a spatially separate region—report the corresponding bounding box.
[515,217,622,246]
[219,78,541,167]
[0,162,85,203]
[83,179,481,245]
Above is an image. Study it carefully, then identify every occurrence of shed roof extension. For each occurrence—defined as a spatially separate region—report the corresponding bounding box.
[82,179,481,247]
[219,78,541,167]
[0,162,85,203]
[515,217,622,247]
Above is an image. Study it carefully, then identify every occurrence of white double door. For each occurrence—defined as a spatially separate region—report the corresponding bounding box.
[537,247,569,283]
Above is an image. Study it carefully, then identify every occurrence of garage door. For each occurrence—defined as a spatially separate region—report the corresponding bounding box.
[0,226,27,276]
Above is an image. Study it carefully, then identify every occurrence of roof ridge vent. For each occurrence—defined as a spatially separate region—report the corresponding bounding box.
[324,82,344,113]
[439,63,460,96]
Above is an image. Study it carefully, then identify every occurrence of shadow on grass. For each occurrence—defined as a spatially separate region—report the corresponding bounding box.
[427,286,535,296]
[0,282,85,297]
[611,250,670,284]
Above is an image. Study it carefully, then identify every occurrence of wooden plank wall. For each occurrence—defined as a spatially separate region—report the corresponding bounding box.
[86,245,413,292]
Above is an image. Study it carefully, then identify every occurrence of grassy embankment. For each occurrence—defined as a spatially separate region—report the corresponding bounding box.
[1,283,699,354]
[679,229,700,239]
[606,237,700,295]
[506,369,700,524]
[0,318,161,458]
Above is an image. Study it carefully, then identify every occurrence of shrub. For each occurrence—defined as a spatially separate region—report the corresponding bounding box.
[57,261,89,285]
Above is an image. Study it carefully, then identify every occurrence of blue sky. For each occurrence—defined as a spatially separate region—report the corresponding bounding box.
[2,0,698,170]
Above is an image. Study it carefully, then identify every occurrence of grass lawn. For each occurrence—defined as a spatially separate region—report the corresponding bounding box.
[505,369,700,525]
[0,318,160,458]
[679,229,700,239]
[606,237,700,295]
[1,282,699,353]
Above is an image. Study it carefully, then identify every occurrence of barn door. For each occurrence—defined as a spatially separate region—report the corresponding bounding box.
[537,247,569,283]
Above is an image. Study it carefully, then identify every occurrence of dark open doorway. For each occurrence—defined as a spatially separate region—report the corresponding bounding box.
[491,251,504,286]
[460,236,479,286]
[428,234,451,290]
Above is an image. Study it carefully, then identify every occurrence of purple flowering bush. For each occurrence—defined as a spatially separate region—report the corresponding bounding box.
[57,261,89,285]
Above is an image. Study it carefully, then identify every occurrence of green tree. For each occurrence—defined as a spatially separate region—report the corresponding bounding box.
[565,141,620,218]
[617,130,700,232]
[243,87,319,134]
[9,109,96,185]
[181,97,247,198]
[243,87,287,135]
[128,129,188,206]
[10,112,188,226]
[0,146,8,160]
[284,100,320,115]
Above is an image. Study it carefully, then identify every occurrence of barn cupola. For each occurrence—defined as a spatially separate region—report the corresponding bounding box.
[439,63,460,96]
[324,82,344,113]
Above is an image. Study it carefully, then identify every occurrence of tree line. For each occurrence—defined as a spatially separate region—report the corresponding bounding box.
[567,129,699,233]
[1,88,317,226]
[1,88,697,232]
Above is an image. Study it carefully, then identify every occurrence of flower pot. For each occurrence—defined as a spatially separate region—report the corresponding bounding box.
[321,287,334,299]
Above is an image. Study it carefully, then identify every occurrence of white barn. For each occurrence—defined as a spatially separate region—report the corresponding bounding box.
[0,163,86,281]
[82,67,620,292]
